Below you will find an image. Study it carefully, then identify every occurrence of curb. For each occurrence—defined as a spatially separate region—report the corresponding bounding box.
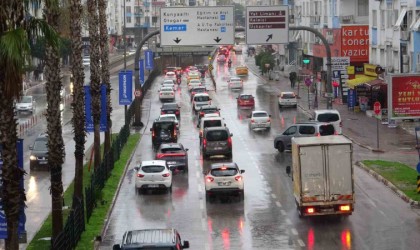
[356,162,420,208]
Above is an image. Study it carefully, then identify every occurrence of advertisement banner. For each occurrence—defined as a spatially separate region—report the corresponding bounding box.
[118,70,133,105]
[139,59,145,86]
[145,50,154,70]
[389,75,420,119]
[85,84,108,132]
[341,25,369,62]
[0,139,26,239]
[347,89,356,108]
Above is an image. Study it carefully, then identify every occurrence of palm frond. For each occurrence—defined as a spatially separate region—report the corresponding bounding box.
[26,17,60,48]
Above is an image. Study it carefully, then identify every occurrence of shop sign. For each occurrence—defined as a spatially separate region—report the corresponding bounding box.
[347,66,355,74]
[347,89,356,108]
[388,74,420,119]
[364,64,379,77]
[341,25,369,62]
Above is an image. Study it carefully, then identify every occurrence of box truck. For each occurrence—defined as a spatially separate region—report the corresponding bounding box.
[291,135,354,217]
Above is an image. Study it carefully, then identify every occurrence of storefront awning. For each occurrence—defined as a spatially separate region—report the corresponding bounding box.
[346,75,377,89]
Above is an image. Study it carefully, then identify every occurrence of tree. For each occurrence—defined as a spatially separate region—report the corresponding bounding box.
[69,0,86,201]
[98,0,111,152]
[87,0,101,169]
[0,1,58,248]
[44,0,65,239]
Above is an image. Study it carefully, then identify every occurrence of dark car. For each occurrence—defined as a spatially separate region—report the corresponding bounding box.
[161,102,181,118]
[113,228,190,250]
[201,127,233,159]
[197,105,220,121]
[150,121,178,149]
[156,143,189,172]
[29,133,49,170]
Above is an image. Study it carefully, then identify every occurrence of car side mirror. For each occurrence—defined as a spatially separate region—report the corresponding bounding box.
[230,133,233,137]
[309,118,314,120]
[150,128,153,132]
[29,145,33,150]
[185,148,189,151]
[183,241,190,248]
[236,97,238,99]
[113,244,122,250]
[134,166,139,171]
[286,166,291,177]
[240,169,245,174]
[269,115,272,117]
[202,171,207,175]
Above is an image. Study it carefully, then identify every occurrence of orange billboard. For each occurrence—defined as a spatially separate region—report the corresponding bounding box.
[312,29,341,58]
[341,25,369,62]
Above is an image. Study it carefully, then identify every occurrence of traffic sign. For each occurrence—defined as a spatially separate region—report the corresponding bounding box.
[304,78,312,86]
[374,101,381,115]
[208,64,213,71]
[134,89,142,97]
[160,7,235,46]
[245,6,289,45]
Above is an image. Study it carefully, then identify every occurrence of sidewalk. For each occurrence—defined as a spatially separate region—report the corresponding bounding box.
[245,57,420,169]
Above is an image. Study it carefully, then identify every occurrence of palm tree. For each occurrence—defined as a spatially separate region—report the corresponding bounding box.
[87,0,101,169]
[70,0,86,203]
[44,0,65,238]
[98,0,111,153]
[0,1,58,248]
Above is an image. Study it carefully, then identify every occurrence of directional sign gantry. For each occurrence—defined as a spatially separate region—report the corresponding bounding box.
[160,7,235,46]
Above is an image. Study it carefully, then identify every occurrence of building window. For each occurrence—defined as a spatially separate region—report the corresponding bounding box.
[126,6,131,13]
[358,0,368,17]
[126,16,131,23]
[372,10,377,27]
[380,10,385,29]
[387,10,393,28]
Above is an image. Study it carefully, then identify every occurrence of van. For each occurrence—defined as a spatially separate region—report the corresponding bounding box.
[150,120,178,149]
[192,93,211,112]
[310,109,342,134]
[198,117,225,142]
[113,228,190,250]
[201,127,233,159]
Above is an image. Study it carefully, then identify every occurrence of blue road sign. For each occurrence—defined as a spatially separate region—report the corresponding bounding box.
[164,25,187,32]
[119,70,133,105]
[139,59,145,86]
[145,50,154,70]
[417,162,420,174]
[84,84,108,132]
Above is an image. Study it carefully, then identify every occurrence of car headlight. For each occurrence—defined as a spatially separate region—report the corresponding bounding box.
[30,155,37,161]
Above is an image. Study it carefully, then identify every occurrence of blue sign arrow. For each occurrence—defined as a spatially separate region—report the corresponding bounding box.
[145,50,154,70]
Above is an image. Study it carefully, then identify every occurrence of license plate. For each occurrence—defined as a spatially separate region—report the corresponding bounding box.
[321,208,334,213]
[168,161,177,164]
[214,147,223,150]
[218,182,231,186]
[257,124,265,127]
[148,184,159,188]
[39,161,47,164]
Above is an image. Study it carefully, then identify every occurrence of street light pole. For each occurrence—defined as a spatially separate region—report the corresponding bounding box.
[123,0,127,120]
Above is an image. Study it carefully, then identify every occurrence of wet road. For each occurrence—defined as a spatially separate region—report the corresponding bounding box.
[100,52,420,250]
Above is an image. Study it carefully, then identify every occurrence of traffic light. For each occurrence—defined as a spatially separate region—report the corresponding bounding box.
[303,58,310,64]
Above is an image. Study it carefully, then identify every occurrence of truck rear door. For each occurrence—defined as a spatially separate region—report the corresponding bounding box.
[326,144,353,200]
[299,145,326,202]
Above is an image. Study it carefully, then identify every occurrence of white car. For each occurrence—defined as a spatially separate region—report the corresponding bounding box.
[157,114,180,129]
[162,79,176,85]
[278,91,297,108]
[135,160,172,194]
[188,79,202,91]
[204,162,245,201]
[228,77,243,89]
[249,110,271,130]
[16,96,35,114]
[162,83,176,91]
[159,87,175,102]
[192,93,211,112]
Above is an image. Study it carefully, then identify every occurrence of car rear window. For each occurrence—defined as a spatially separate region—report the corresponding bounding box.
[194,96,210,102]
[319,125,335,136]
[163,104,178,109]
[253,112,268,117]
[166,72,175,76]
[203,109,217,113]
[141,165,165,173]
[299,126,316,135]
[203,120,222,128]
[159,116,175,122]
[154,122,175,130]
[211,168,238,176]
[317,113,340,122]
[240,95,253,100]
[282,93,295,99]
[206,130,228,141]
[161,147,182,153]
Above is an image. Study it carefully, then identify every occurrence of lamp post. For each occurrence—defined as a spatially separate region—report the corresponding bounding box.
[123,0,127,121]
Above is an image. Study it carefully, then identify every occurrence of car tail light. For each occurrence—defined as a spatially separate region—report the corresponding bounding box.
[200,130,203,138]
[203,139,207,148]
[251,119,255,123]
[267,118,271,122]
[156,153,164,158]
[315,133,320,137]
[173,129,177,137]
[206,176,214,182]
[235,176,242,181]
[162,173,170,177]
[137,173,144,178]
[306,207,315,214]
[334,131,338,135]
[227,137,232,147]
[161,111,165,115]
[152,130,155,137]
[339,205,351,211]
[199,112,205,117]
[176,110,180,115]
[160,92,163,96]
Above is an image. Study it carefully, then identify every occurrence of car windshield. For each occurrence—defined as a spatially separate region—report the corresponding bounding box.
[204,120,222,128]
[161,147,182,153]
[211,168,238,176]
[19,96,32,103]
[317,113,340,122]
[253,112,268,117]
[33,140,47,151]
[194,96,210,102]
[206,130,228,141]
[141,165,165,173]
[282,93,295,99]
[162,104,178,110]
[240,95,253,100]
[319,125,335,135]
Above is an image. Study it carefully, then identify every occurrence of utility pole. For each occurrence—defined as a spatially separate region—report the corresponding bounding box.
[123,0,127,118]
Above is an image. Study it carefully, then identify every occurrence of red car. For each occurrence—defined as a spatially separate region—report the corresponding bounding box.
[237,94,255,107]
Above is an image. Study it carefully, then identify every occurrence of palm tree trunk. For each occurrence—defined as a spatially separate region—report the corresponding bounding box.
[98,0,111,153]
[87,0,101,169]
[44,0,64,239]
[70,0,86,201]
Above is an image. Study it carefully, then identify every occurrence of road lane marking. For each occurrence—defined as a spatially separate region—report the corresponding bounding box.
[198,184,202,194]
[280,210,286,215]
[276,202,283,208]
[271,193,277,199]
[285,218,292,225]
[379,210,386,217]
[291,228,298,235]
[196,172,200,179]
[298,239,306,247]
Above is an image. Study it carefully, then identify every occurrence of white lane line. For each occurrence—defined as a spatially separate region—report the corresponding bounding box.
[276,202,283,208]
[201,217,206,231]
[298,239,306,247]
[198,184,202,194]
[285,218,292,225]
[200,201,204,211]
[291,228,298,236]
[379,210,386,217]
[280,209,286,215]
[196,171,200,179]
[271,193,277,199]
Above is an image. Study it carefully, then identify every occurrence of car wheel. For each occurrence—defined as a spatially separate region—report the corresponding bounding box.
[294,104,298,108]
[278,104,282,109]
[277,142,285,152]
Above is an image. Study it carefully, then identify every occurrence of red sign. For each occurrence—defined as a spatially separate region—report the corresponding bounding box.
[341,25,369,62]
[134,89,142,97]
[391,75,420,117]
[374,101,381,115]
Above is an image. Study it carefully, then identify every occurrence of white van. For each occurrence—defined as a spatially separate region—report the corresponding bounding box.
[192,93,211,112]
[310,109,342,134]
[198,117,225,142]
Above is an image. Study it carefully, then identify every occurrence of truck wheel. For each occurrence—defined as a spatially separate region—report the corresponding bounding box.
[277,142,285,152]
